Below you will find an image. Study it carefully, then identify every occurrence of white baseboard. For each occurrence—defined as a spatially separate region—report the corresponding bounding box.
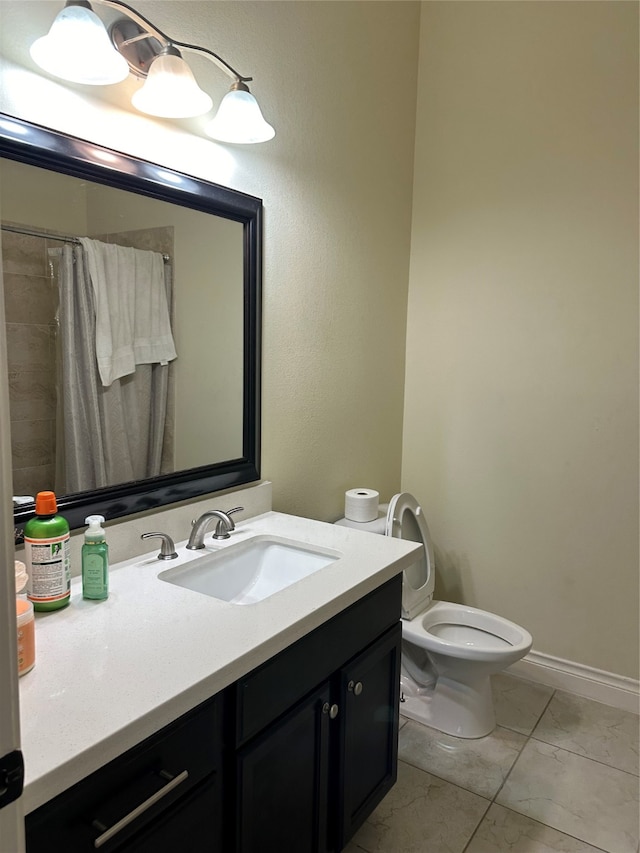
[507,650,640,715]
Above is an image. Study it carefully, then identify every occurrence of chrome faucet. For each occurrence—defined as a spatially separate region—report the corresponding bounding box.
[186,506,244,550]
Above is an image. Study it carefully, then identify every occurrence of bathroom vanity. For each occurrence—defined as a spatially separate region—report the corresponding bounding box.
[19,511,420,853]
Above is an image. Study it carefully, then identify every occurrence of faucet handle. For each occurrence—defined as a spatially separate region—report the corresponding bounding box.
[141,532,178,560]
[213,506,245,540]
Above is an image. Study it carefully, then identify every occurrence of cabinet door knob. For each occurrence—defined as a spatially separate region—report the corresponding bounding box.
[322,702,339,719]
[348,680,363,696]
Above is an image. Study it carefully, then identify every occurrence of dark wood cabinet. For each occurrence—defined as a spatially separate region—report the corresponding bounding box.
[233,575,402,853]
[25,576,402,853]
[235,625,401,853]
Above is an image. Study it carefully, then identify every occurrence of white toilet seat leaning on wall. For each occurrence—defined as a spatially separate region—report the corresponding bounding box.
[385,492,436,620]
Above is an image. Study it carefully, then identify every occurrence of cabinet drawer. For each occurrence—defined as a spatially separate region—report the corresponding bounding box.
[26,694,224,853]
[234,574,401,745]
[112,776,221,853]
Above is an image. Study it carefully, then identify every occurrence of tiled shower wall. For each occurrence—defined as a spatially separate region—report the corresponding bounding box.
[2,225,59,499]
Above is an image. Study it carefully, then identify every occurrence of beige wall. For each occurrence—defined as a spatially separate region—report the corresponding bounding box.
[0,0,420,523]
[404,2,639,678]
[2,1,636,681]
[0,159,89,232]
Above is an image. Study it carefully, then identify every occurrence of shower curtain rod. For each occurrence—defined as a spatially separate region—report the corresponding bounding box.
[1,223,170,262]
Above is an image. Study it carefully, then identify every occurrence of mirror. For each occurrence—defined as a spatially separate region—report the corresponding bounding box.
[0,113,261,533]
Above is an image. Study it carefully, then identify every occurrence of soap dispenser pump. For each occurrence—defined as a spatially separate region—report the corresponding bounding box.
[82,515,109,601]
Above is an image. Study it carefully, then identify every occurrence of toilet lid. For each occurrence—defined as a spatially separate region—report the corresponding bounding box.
[386,492,435,618]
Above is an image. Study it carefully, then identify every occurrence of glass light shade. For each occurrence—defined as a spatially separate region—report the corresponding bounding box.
[205,88,275,144]
[131,53,213,118]
[30,4,129,85]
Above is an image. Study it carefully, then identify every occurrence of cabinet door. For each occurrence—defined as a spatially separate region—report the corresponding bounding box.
[236,682,331,853]
[337,622,401,848]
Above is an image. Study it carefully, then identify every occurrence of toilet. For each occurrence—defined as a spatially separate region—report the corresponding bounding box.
[337,492,532,738]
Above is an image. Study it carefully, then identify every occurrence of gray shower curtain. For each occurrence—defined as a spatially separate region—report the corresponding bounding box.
[56,243,174,494]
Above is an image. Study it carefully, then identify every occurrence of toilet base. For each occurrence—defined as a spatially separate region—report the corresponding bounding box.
[400,673,496,739]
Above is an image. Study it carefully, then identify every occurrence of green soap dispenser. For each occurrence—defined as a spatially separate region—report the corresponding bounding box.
[82,515,109,601]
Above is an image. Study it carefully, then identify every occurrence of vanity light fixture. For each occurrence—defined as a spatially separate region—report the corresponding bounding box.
[30,0,275,143]
[30,1,129,85]
[131,46,213,119]
[204,81,275,145]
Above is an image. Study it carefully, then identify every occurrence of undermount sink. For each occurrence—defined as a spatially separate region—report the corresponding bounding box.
[158,535,342,605]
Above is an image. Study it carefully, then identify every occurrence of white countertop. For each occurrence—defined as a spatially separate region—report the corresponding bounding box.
[19,511,420,814]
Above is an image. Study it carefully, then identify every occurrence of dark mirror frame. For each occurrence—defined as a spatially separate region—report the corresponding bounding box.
[0,113,261,535]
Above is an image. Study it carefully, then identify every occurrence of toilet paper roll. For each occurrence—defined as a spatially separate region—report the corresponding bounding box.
[345,488,379,523]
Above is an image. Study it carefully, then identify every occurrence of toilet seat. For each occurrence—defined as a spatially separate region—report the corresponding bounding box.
[402,600,532,663]
[386,492,435,619]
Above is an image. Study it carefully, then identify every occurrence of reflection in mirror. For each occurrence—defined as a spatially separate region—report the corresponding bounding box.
[0,114,261,533]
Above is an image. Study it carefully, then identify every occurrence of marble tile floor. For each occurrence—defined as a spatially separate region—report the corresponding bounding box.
[346,673,639,853]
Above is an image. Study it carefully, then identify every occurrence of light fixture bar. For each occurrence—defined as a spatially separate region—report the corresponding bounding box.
[98,0,250,82]
[172,42,251,85]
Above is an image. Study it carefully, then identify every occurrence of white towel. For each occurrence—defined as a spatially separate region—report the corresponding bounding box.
[80,238,177,387]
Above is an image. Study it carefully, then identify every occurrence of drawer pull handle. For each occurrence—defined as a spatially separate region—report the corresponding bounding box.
[348,680,363,696]
[322,702,339,719]
[92,769,189,848]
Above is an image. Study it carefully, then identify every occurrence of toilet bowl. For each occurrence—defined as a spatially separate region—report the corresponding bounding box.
[336,492,532,738]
